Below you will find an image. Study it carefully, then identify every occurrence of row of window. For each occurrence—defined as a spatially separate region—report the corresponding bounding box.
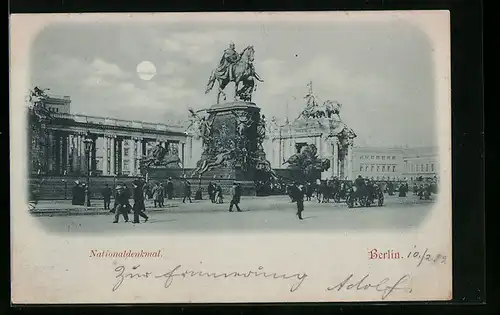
[359,155,396,160]
[48,107,60,112]
[359,164,397,173]
[407,163,435,173]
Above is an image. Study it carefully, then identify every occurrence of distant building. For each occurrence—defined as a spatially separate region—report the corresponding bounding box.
[42,94,71,114]
[352,146,405,180]
[352,146,439,181]
[402,147,439,180]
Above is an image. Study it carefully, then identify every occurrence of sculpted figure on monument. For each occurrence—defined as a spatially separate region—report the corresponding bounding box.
[139,143,181,174]
[257,114,266,141]
[231,110,254,136]
[28,86,51,121]
[191,149,232,177]
[283,144,331,181]
[205,42,263,104]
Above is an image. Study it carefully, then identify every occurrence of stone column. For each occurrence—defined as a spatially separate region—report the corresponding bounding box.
[102,135,109,175]
[65,133,71,174]
[346,143,353,180]
[70,135,76,173]
[136,137,143,174]
[60,133,67,174]
[53,132,61,175]
[91,135,97,175]
[333,139,339,178]
[182,141,186,165]
[75,133,81,173]
[142,139,147,157]
[116,138,123,176]
[110,136,116,175]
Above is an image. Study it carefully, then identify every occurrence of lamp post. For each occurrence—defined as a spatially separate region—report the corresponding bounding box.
[83,132,93,207]
[62,170,67,200]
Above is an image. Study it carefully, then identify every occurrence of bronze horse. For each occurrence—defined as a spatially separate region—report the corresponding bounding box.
[139,145,181,174]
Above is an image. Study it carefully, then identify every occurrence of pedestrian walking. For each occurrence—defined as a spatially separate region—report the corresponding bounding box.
[153,182,162,208]
[215,183,223,204]
[159,183,165,207]
[228,182,242,212]
[131,180,149,223]
[182,179,192,203]
[208,181,216,203]
[293,182,305,220]
[113,185,130,223]
[166,177,174,200]
[102,183,112,210]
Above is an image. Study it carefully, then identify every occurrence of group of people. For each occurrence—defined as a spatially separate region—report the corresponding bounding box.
[101,180,149,224]
[207,181,224,204]
[143,178,175,207]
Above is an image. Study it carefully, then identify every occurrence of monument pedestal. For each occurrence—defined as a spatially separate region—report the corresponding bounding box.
[192,101,272,196]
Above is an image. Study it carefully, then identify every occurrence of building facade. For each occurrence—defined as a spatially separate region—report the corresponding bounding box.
[41,94,71,114]
[402,147,439,180]
[352,146,439,181]
[30,94,197,176]
[352,146,405,180]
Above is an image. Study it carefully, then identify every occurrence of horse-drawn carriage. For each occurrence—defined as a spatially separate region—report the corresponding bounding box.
[345,184,384,208]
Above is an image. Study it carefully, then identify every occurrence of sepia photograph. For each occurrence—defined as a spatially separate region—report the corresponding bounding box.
[10,11,452,303]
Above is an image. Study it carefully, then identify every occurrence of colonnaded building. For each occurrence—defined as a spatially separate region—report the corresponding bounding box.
[29,93,198,177]
[30,91,438,182]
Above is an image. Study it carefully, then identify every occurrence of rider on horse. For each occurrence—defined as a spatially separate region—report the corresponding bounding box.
[216,41,239,81]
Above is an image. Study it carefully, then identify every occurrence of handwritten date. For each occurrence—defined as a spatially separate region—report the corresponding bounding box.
[407,246,447,267]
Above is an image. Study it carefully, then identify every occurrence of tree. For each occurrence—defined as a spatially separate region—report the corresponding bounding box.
[27,86,52,174]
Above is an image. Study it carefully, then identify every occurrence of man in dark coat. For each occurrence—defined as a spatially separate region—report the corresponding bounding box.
[166,178,174,200]
[159,183,165,207]
[71,181,80,205]
[215,183,223,204]
[293,183,305,220]
[113,185,130,223]
[354,175,366,200]
[305,182,313,201]
[102,183,112,210]
[228,182,242,212]
[131,180,149,223]
[208,181,216,203]
[182,179,192,203]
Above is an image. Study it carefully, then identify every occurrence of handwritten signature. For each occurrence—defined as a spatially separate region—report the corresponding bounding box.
[113,264,308,293]
[327,273,413,300]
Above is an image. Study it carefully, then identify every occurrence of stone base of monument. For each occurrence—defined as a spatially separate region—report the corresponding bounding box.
[191,101,272,197]
[200,167,256,196]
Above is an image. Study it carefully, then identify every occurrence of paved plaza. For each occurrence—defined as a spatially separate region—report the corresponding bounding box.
[32,195,437,233]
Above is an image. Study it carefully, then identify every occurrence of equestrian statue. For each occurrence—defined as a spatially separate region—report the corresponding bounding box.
[139,143,182,174]
[205,41,264,104]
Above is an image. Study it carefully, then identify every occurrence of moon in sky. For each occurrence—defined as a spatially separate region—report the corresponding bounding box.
[136,61,157,81]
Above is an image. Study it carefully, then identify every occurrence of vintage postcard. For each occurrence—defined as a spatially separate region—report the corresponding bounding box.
[10,11,451,303]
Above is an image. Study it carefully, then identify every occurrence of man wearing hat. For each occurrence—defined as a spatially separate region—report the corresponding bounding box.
[216,41,239,81]
[113,185,130,223]
[292,182,305,220]
[166,177,174,200]
[131,179,149,223]
[182,178,192,203]
[102,183,112,210]
[229,182,242,212]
